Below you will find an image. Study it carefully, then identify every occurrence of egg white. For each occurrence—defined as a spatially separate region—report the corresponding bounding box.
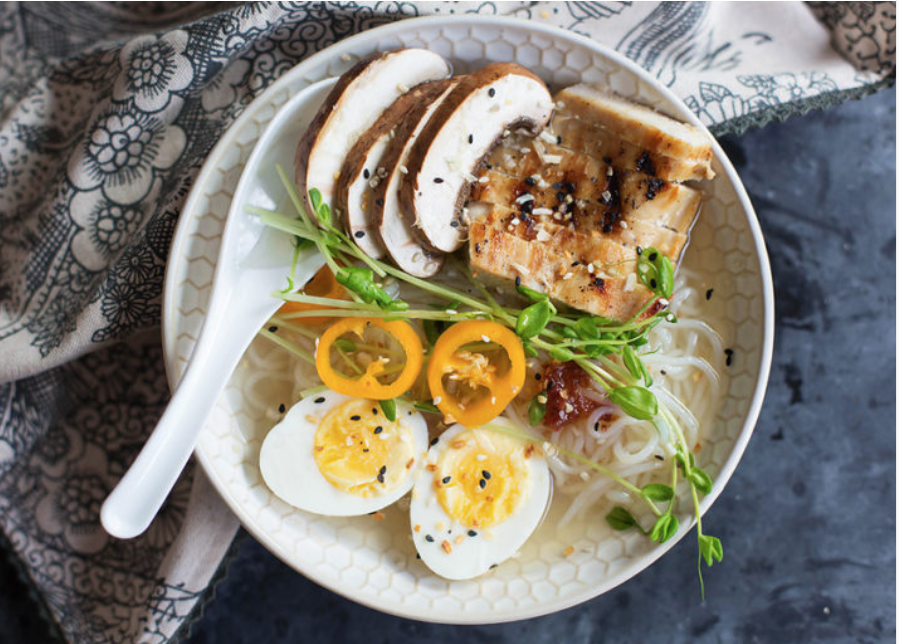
[260,390,429,516]
[409,420,552,580]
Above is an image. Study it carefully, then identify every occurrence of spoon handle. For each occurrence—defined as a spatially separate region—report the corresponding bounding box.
[101,290,252,539]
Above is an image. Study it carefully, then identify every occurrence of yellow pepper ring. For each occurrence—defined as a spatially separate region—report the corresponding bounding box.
[427,320,526,428]
[315,317,423,400]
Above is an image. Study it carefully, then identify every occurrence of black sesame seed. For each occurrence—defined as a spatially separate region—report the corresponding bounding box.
[268,325,278,333]
[433,177,444,184]
[416,553,421,559]
[377,465,387,483]
[565,181,576,193]
[706,288,714,300]
[425,534,435,543]
[430,437,439,446]
[363,168,370,179]
[636,246,643,255]
[489,564,498,569]
[442,476,452,484]
[602,156,612,164]
[363,448,369,453]
[603,223,613,233]
[372,407,378,415]
[571,261,580,267]
[556,135,562,144]
[374,426,383,434]
[648,252,658,261]
[725,348,734,367]
[278,403,286,413]
[468,134,474,144]
[515,276,521,286]
[524,177,536,186]
[375,198,384,207]
[654,454,664,461]
[552,182,562,189]
[594,421,600,432]
[556,191,566,202]
[351,415,361,421]
[354,231,365,238]
[535,373,541,380]
[482,470,491,480]
[450,220,459,228]
[650,278,657,289]
[468,530,478,537]
[488,87,496,97]
[314,397,325,404]
[479,478,487,489]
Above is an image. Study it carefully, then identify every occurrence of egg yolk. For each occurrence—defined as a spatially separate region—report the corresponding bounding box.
[435,429,530,529]
[313,399,414,497]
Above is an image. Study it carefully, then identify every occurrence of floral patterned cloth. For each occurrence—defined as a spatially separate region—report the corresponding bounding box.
[0,2,892,643]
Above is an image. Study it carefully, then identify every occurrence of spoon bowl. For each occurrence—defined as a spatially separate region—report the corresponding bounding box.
[100,78,334,539]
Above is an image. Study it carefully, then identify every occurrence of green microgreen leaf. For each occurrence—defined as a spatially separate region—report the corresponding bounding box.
[516,299,556,339]
[336,266,401,309]
[688,467,713,495]
[516,284,548,303]
[637,247,674,298]
[605,506,638,531]
[641,483,675,502]
[528,395,547,426]
[698,534,723,566]
[649,513,679,543]
[609,385,658,420]
[522,341,539,358]
[548,346,575,362]
[333,338,356,352]
[379,398,397,422]
[622,345,642,379]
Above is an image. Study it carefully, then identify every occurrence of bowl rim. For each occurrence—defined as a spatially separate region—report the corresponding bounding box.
[162,13,775,624]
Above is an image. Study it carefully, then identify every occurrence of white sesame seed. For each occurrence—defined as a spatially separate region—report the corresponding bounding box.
[399,165,408,174]
[587,263,595,273]
[476,454,487,461]
[515,193,535,204]
[481,335,491,343]
[563,272,573,280]
[607,166,614,176]
[602,190,612,202]
[433,396,442,404]
[532,207,553,216]
[478,175,489,183]
[446,310,458,315]
[511,218,520,226]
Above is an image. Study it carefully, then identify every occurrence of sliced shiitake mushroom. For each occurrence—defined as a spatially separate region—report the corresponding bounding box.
[295,48,451,223]
[399,63,553,253]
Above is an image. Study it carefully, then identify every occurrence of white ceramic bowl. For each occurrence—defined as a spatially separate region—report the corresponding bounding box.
[162,16,774,623]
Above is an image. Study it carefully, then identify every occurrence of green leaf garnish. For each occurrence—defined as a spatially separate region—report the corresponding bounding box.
[609,386,658,420]
[649,513,679,543]
[379,398,397,422]
[528,395,547,426]
[516,299,556,339]
[605,506,638,531]
[641,483,674,502]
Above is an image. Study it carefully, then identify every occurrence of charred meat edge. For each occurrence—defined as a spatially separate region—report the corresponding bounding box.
[399,63,552,254]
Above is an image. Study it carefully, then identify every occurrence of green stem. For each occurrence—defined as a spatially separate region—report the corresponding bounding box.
[258,328,314,364]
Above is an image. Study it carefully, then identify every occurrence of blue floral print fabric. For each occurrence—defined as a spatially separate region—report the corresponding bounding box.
[0,2,892,643]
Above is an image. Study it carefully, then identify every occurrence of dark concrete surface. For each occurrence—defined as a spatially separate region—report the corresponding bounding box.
[0,89,895,643]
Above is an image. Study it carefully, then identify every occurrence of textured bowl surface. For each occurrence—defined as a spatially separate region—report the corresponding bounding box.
[162,16,773,624]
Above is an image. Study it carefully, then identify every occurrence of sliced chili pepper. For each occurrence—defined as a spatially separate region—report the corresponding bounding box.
[427,320,526,428]
[279,263,348,326]
[315,317,423,400]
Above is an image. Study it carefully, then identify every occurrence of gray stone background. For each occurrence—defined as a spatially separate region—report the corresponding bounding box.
[0,88,894,644]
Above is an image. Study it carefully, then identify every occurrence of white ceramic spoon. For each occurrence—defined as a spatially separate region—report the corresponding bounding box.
[101,78,337,539]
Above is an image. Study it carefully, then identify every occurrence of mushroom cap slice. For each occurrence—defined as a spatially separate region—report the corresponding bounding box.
[399,63,553,253]
[295,49,451,222]
[371,79,459,278]
[334,83,447,260]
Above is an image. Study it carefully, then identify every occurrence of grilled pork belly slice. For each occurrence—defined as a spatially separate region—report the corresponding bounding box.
[335,83,448,259]
[371,80,458,278]
[553,84,714,180]
[296,49,451,223]
[400,63,553,253]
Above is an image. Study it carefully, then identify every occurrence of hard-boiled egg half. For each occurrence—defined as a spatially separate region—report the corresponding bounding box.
[260,391,428,515]
[410,420,552,579]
